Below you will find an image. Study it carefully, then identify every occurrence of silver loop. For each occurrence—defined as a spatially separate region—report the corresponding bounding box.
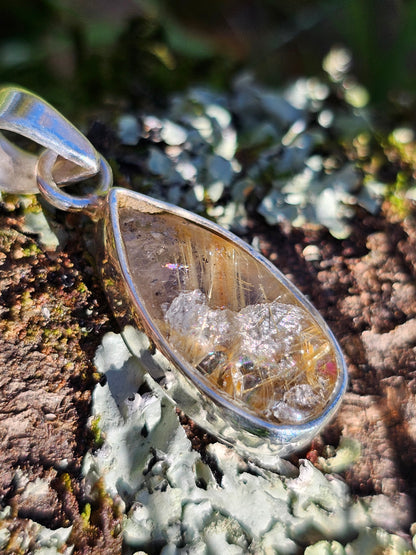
[37,149,112,215]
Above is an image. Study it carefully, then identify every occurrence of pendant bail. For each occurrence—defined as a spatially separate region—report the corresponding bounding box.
[0,85,102,194]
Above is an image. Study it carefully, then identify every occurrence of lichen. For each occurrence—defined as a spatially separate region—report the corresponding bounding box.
[111,59,399,239]
[84,331,412,553]
[318,437,362,474]
[0,506,73,555]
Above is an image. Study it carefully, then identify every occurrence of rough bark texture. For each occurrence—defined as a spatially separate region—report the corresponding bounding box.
[0,210,123,553]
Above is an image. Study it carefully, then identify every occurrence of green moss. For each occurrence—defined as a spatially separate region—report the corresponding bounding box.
[20,290,33,307]
[63,327,76,338]
[103,277,116,289]
[81,503,91,526]
[61,472,73,493]
[77,282,88,294]
[387,171,413,219]
[52,303,66,318]
[22,325,43,344]
[90,416,104,448]
[42,328,63,340]
[21,242,41,257]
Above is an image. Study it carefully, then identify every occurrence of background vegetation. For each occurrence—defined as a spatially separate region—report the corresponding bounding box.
[0,0,415,119]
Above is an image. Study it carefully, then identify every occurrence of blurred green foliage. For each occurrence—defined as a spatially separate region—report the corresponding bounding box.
[0,0,415,118]
[343,0,416,104]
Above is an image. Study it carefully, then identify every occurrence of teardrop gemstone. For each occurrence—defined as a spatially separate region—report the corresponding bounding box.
[105,188,344,426]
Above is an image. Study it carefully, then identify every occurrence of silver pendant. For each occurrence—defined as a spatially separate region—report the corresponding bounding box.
[0,86,347,465]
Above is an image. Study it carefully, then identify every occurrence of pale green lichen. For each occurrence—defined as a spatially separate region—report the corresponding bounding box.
[305,528,412,555]
[83,331,412,554]
[124,61,391,239]
[318,437,362,474]
[0,504,73,555]
[20,202,61,250]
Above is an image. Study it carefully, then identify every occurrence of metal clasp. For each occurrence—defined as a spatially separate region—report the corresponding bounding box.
[0,85,112,214]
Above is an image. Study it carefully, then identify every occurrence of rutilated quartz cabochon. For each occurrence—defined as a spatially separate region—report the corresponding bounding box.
[99,187,348,465]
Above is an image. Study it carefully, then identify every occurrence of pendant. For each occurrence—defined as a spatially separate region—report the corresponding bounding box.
[0,86,347,464]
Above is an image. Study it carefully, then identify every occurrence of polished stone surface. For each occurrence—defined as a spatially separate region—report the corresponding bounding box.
[118,195,338,425]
